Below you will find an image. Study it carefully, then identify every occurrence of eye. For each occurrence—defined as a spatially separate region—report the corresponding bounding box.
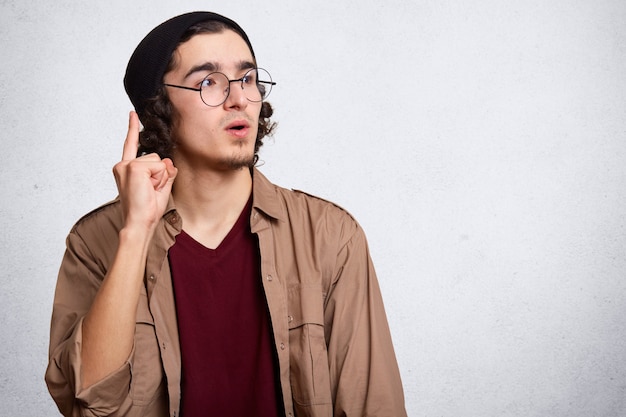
[241,71,257,85]
[200,73,222,89]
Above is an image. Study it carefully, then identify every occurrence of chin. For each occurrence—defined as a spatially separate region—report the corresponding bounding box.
[222,151,256,170]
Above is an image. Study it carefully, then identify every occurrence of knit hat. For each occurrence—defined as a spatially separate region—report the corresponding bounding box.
[123,11,255,119]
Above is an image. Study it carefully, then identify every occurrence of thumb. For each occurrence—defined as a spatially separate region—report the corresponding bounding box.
[158,158,178,191]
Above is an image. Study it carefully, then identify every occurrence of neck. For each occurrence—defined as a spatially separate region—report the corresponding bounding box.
[172,166,253,248]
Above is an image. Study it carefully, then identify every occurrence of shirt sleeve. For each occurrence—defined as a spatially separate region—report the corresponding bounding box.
[324,220,408,417]
[45,228,134,417]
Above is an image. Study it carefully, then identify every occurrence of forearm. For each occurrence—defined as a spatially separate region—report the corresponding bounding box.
[81,225,153,389]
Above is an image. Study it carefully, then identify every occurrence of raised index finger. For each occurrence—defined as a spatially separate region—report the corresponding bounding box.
[122,111,140,161]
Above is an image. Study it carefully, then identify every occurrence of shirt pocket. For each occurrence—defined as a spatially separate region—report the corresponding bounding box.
[287,283,332,407]
[130,288,166,406]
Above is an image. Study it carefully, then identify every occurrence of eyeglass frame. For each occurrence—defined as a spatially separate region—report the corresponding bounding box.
[163,67,276,107]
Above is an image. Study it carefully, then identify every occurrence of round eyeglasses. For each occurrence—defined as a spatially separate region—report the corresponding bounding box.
[164,68,275,107]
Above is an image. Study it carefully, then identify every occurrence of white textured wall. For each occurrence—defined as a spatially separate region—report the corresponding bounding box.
[1,1,625,416]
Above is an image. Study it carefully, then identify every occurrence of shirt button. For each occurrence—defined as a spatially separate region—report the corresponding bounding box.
[280,342,285,350]
[168,215,178,224]
[267,274,273,281]
[287,315,293,323]
[148,275,155,281]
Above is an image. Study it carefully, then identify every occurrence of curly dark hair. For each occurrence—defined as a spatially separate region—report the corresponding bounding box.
[137,20,276,163]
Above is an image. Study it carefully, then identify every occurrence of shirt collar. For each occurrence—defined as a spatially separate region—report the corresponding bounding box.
[251,167,286,222]
[160,167,286,224]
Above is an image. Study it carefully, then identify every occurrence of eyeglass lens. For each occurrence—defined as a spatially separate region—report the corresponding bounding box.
[200,68,273,106]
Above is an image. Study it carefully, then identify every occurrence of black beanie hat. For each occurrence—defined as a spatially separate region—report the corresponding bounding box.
[123,11,255,119]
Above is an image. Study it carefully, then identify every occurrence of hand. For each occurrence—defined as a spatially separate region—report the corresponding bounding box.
[112,111,177,232]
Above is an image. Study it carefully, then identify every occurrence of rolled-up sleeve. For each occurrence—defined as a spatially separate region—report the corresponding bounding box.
[45,226,134,416]
[46,316,133,416]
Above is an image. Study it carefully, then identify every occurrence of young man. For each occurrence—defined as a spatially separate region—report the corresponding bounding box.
[45,11,407,417]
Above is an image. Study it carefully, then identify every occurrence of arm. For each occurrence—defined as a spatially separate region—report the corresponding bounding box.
[45,112,177,415]
[83,111,176,387]
[324,222,407,417]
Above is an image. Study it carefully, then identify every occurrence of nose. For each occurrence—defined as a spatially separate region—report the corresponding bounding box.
[224,80,248,109]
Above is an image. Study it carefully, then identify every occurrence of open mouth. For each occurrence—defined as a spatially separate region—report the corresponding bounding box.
[226,120,250,131]
[226,120,250,137]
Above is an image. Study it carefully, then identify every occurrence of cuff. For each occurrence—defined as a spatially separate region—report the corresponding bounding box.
[71,319,134,415]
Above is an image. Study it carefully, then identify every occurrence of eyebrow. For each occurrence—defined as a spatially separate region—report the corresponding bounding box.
[184,60,256,80]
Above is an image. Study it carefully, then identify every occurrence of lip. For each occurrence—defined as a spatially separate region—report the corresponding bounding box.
[225,119,251,138]
[225,119,250,130]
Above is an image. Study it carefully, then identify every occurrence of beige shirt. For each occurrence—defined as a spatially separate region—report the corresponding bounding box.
[46,169,407,417]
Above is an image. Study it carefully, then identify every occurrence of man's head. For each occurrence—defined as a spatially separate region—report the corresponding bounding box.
[123,12,275,165]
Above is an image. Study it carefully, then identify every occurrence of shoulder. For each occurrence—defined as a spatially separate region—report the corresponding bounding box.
[254,169,366,245]
[60,199,125,272]
[256,169,358,223]
[73,198,122,228]
[277,185,363,244]
[287,188,354,219]
[68,198,124,244]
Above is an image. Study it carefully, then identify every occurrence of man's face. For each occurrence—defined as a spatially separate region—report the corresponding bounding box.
[164,30,261,171]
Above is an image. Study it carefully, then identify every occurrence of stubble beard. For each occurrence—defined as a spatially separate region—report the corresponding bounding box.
[222,140,256,170]
[224,152,255,170]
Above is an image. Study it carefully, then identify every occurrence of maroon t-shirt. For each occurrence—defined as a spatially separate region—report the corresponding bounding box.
[169,199,282,416]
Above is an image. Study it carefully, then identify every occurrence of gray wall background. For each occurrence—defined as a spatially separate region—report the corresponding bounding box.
[1,0,625,416]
